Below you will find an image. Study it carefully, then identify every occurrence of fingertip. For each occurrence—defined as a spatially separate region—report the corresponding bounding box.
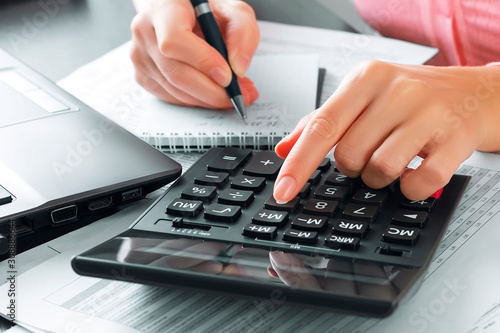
[273,175,298,204]
[399,167,438,200]
[239,77,259,105]
[231,53,252,78]
[275,137,293,159]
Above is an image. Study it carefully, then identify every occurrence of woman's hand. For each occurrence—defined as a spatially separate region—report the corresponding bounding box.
[130,0,260,108]
[274,61,500,202]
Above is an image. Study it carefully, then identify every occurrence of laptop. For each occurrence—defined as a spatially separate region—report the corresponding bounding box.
[0,48,182,256]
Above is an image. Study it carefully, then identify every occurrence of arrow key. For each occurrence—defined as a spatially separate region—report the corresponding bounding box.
[392,209,428,228]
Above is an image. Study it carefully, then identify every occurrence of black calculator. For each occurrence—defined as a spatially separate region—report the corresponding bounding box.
[72,147,469,317]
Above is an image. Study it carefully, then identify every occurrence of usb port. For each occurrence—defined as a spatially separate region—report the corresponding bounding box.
[121,188,142,203]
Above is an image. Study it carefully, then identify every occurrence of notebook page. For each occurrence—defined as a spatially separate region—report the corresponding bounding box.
[138,54,319,151]
[58,42,318,152]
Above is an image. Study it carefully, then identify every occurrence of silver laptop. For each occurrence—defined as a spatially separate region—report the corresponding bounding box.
[0,48,181,255]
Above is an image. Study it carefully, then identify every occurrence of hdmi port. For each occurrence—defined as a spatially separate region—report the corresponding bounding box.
[88,197,113,212]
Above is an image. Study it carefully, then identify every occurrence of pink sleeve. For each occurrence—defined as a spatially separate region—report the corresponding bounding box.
[354,0,500,67]
[353,0,428,46]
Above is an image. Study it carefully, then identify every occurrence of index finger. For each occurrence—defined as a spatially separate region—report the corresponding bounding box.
[273,61,383,203]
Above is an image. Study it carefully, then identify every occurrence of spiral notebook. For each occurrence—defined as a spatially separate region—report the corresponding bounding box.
[58,41,320,153]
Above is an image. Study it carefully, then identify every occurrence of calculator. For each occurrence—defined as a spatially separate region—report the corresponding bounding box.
[72,147,469,317]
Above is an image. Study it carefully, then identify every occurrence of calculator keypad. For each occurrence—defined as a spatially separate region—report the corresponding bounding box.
[136,147,468,268]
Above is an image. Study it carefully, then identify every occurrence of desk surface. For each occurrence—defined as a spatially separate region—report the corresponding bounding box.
[0,0,137,82]
[0,0,353,82]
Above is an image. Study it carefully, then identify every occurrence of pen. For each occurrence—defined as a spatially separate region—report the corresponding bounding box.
[190,0,247,123]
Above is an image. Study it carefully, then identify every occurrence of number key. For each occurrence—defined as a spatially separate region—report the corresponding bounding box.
[303,199,339,217]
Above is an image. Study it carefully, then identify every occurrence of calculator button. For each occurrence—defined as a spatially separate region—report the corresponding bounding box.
[324,171,359,189]
[207,147,252,174]
[401,197,436,212]
[181,185,216,203]
[331,219,369,238]
[243,150,283,179]
[303,199,339,217]
[317,158,331,171]
[166,198,203,217]
[308,169,321,185]
[291,214,328,232]
[204,203,241,223]
[252,209,289,227]
[342,203,379,222]
[382,226,420,245]
[264,195,300,213]
[194,171,229,188]
[243,223,277,239]
[325,234,360,250]
[231,175,266,192]
[352,189,388,207]
[218,189,254,207]
[283,229,318,244]
[298,182,311,198]
[361,179,398,193]
[314,185,349,202]
[392,209,428,228]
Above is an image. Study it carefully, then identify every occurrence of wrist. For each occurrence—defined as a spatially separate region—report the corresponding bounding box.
[477,64,500,151]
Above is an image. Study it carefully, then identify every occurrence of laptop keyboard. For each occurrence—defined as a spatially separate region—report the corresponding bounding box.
[132,147,469,268]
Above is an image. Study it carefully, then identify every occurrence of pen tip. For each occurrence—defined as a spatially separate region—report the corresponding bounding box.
[231,95,247,124]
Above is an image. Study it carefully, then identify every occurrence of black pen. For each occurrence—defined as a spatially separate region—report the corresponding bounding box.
[190,0,247,123]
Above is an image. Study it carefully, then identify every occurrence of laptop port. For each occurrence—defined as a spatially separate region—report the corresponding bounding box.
[51,204,78,224]
[121,188,142,203]
[88,196,113,212]
[10,217,34,236]
[1,217,34,237]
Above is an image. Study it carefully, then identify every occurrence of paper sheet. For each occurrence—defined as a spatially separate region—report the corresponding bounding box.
[254,21,437,107]
[59,50,319,153]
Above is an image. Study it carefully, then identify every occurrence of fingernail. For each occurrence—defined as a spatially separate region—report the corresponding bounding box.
[209,67,231,87]
[232,53,251,77]
[274,176,297,204]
